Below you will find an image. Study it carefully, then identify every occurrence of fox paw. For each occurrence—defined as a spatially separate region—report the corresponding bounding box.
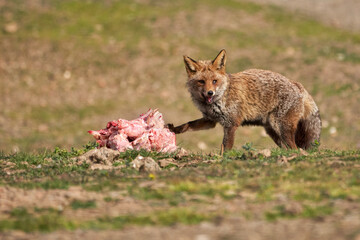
[165,123,175,132]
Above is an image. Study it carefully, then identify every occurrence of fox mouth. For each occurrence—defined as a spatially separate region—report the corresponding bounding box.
[203,94,214,104]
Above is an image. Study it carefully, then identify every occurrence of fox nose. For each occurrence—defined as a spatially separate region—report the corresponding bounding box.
[207,90,214,96]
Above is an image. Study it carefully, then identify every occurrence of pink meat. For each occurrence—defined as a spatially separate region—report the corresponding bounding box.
[88,109,177,153]
[132,133,152,151]
[140,109,165,129]
[107,132,133,151]
[118,119,146,139]
[149,128,177,153]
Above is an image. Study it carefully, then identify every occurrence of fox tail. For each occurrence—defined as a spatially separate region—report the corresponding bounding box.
[295,98,321,149]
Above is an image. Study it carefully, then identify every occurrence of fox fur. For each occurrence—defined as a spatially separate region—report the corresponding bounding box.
[167,49,321,153]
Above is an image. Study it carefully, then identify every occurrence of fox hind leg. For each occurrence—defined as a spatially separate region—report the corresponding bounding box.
[266,114,291,148]
[279,107,304,149]
[269,108,300,149]
[279,124,298,149]
[264,125,283,148]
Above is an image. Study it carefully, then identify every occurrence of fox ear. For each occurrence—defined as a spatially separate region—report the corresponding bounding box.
[212,49,227,72]
[184,55,199,76]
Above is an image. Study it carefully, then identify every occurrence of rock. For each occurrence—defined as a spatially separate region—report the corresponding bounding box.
[175,147,188,159]
[75,147,120,165]
[132,155,161,172]
[4,22,18,33]
[277,154,297,165]
[299,148,309,156]
[197,141,207,150]
[158,158,178,168]
[257,149,272,158]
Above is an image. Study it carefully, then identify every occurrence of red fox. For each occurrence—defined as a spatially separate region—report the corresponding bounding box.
[167,49,321,154]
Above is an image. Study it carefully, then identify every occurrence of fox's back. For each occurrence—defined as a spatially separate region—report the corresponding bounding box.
[227,69,312,119]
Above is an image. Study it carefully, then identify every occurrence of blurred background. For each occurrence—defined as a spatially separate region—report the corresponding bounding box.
[0,0,359,153]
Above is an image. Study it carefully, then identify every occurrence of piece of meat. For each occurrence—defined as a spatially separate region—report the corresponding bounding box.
[107,132,133,151]
[88,109,177,153]
[118,119,146,139]
[132,133,152,151]
[149,128,177,153]
[140,108,165,129]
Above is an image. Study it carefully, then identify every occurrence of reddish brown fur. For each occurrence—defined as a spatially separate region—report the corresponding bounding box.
[167,49,321,153]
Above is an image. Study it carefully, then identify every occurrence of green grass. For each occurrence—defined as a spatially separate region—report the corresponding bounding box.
[0,212,77,233]
[0,207,213,232]
[265,204,334,221]
[71,200,97,210]
[1,0,360,60]
[1,146,360,233]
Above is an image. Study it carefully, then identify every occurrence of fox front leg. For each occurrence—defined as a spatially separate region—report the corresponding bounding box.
[166,118,216,134]
[221,126,238,155]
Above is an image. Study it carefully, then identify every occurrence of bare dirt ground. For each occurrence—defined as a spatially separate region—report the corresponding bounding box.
[1,184,360,240]
[3,216,360,240]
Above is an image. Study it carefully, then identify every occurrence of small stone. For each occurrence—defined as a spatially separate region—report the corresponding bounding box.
[175,147,188,159]
[197,141,207,150]
[158,158,177,168]
[132,155,161,172]
[75,147,121,165]
[329,126,337,136]
[258,149,272,158]
[63,70,71,79]
[4,22,18,33]
[299,148,309,156]
[5,162,15,167]
[277,154,297,165]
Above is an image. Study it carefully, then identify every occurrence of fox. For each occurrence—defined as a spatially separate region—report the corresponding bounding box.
[167,49,321,154]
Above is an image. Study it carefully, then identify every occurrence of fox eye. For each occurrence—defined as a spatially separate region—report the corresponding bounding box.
[198,80,205,85]
[213,80,217,84]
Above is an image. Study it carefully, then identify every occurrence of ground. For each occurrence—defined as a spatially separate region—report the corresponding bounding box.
[0,0,360,239]
[1,147,360,239]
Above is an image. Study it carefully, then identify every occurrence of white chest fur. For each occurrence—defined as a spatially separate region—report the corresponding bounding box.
[195,99,235,127]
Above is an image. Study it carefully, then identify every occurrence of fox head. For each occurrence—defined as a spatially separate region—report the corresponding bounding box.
[184,49,229,105]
